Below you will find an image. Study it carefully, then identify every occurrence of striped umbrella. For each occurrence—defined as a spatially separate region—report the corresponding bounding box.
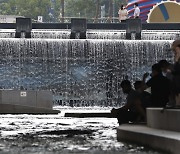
[126,0,180,22]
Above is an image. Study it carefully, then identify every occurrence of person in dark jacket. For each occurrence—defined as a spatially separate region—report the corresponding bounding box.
[143,63,170,107]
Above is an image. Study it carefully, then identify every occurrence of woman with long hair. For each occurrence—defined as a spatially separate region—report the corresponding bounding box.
[118,4,128,22]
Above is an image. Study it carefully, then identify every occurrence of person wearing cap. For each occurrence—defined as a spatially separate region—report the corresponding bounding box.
[171,40,180,106]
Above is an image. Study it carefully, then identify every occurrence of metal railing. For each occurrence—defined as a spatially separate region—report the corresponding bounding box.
[54,17,120,24]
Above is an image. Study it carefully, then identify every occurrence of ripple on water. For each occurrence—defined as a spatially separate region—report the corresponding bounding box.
[0,113,164,154]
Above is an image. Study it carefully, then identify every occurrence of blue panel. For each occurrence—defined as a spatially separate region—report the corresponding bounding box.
[159,4,169,21]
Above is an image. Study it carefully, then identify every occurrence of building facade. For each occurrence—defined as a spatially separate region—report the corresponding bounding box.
[0,15,24,23]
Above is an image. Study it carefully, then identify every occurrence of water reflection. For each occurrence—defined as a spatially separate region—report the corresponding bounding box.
[0,109,163,154]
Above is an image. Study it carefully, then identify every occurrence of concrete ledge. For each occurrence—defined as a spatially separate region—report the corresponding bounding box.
[117,125,180,154]
[0,90,58,114]
[0,23,180,30]
[64,112,112,118]
[147,108,180,132]
[0,104,60,114]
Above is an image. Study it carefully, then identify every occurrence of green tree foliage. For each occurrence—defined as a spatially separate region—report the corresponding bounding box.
[0,0,51,22]
[60,0,126,22]
[65,0,96,18]
[0,0,127,23]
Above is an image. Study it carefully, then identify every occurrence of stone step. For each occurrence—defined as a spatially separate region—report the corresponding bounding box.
[117,124,180,154]
[147,108,180,132]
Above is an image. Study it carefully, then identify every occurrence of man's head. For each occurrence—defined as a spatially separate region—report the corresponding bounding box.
[134,81,146,92]
[171,40,180,62]
[120,80,132,94]
[134,3,138,7]
[158,60,171,73]
[151,63,161,77]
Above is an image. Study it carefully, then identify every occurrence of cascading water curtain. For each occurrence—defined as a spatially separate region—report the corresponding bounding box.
[0,39,173,107]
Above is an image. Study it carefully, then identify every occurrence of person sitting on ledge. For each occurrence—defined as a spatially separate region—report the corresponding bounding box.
[158,59,176,107]
[158,59,172,79]
[134,80,152,109]
[171,40,180,106]
[143,63,170,107]
[111,80,146,125]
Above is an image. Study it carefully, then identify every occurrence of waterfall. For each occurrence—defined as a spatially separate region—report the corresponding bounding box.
[0,38,173,107]
[0,30,179,40]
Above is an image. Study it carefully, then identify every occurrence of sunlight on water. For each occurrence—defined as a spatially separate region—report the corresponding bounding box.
[0,110,163,154]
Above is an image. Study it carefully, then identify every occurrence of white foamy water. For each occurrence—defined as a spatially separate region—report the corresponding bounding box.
[0,108,163,154]
[0,29,179,40]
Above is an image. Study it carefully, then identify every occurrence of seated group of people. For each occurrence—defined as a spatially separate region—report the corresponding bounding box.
[111,40,180,125]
